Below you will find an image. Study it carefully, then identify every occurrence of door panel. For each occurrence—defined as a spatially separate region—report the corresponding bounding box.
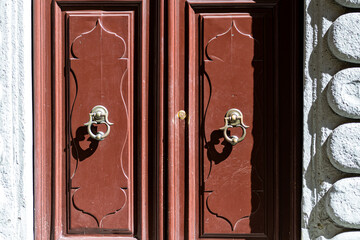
[200,15,264,235]
[187,6,275,238]
[67,12,134,232]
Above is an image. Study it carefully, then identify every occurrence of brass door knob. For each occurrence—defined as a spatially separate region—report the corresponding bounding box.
[177,110,187,120]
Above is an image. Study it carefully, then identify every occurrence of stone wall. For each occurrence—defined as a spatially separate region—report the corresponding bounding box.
[0,1,33,239]
[303,0,360,239]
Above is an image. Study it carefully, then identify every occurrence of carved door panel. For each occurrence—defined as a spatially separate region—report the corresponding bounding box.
[67,12,134,232]
[194,13,272,236]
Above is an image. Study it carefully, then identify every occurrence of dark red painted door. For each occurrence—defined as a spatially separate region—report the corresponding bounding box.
[167,1,301,239]
[42,2,151,239]
[35,0,300,239]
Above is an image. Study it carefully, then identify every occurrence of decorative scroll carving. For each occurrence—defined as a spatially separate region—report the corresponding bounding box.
[201,15,265,234]
[67,14,132,232]
[71,19,126,59]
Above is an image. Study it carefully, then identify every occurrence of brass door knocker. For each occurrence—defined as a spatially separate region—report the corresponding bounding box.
[219,108,249,145]
[84,105,114,141]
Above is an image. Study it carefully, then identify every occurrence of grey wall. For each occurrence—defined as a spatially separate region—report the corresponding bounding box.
[0,0,33,239]
[303,0,360,239]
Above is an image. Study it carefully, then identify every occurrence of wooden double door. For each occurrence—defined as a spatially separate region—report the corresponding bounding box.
[34,0,301,239]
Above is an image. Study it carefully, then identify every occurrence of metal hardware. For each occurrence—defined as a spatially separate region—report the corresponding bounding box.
[177,110,187,120]
[84,105,114,141]
[220,108,249,145]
